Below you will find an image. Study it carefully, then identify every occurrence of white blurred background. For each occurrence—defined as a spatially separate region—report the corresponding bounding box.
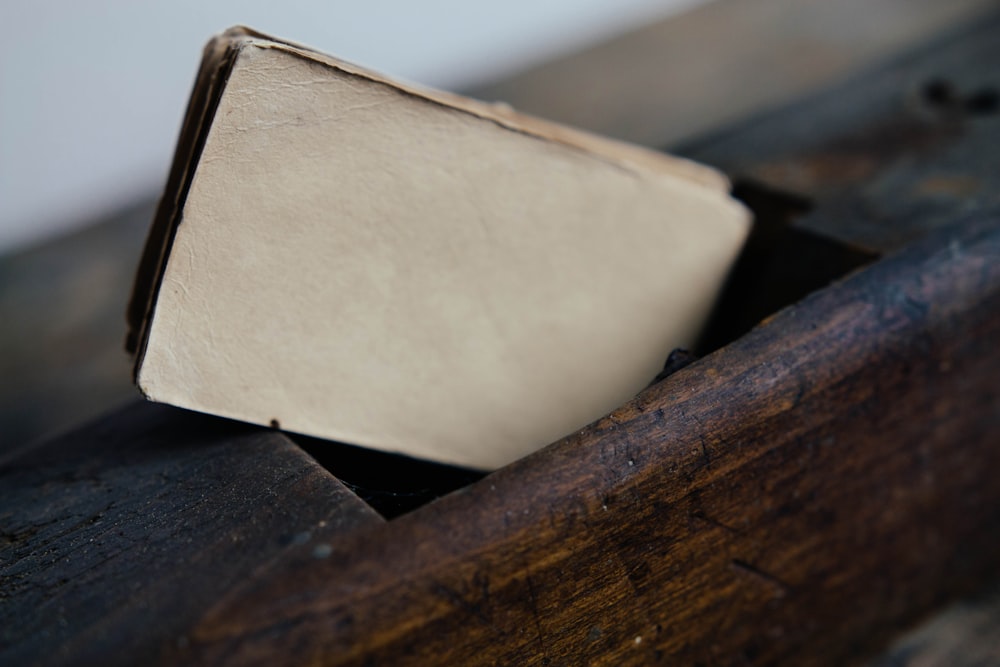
[0,0,707,254]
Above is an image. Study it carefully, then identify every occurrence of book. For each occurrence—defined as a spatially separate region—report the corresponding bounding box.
[126,27,751,469]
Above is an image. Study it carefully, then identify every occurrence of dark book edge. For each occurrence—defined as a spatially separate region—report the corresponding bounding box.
[124,30,251,381]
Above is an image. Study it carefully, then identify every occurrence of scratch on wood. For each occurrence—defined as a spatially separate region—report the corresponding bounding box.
[431,578,502,636]
[524,573,549,661]
[730,559,791,597]
[691,510,741,534]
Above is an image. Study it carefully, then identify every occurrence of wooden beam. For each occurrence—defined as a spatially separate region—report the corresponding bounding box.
[181,215,1000,665]
[0,402,382,666]
[683,10,1000,254]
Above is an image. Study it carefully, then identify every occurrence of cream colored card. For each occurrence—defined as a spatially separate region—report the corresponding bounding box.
[129,28,751,469]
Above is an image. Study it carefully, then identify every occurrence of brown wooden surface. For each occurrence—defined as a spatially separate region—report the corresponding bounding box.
[3,4,1000,666]
[683,9,1000,254]
[0,402,382,666]
[161,213,1000,666]
[685,8,1000,354]
[1,0,990,456]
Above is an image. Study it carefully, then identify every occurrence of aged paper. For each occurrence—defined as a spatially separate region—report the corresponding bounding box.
[133,29,751,469]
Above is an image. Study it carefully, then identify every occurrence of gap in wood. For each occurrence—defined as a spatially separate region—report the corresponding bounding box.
[292,434,487,519]
[295,179,877,519]
[695,180,880,356]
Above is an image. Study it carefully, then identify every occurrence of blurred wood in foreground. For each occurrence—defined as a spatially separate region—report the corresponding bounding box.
[868,584,1000,666]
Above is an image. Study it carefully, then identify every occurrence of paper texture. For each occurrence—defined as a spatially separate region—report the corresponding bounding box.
[131,29,751,469]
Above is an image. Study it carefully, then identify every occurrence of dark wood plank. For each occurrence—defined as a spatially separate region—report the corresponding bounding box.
[5,1,988,455]
[4,8,999,666]
[174,214,1000,666]
[0,401,382,666]
[683,9,1000,253]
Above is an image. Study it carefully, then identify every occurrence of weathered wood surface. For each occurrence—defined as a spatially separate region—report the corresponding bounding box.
[688,9,1000,354]
[3,6,1000,666]
[0,402,382,666]
[7,216,999,665]
[1,0,991,455]
[164,215,1000,666]
[683,9,1000,254]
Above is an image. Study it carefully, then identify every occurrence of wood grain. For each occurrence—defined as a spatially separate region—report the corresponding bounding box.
[0,402,382,666]
[4,7,1000,665]
[683,9,1000,253]
[175,215,1000,665]
[4,0,990,454]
